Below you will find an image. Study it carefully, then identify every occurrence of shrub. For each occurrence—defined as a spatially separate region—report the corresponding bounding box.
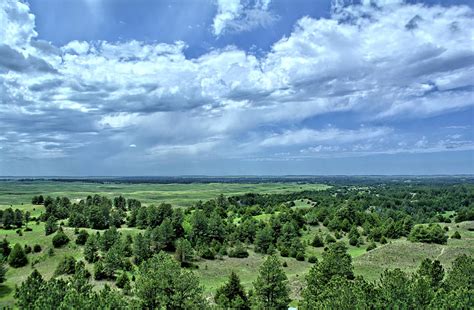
[451,231,461,239]
[366,242,377,252]
[282,261,288,267]
[94,261,106,280]
[325,234,336,244]
[55,256,77,276]
[279,247,289,257]
[198,246,216,260]
[408,224,448,245]
[24,245,32,254]
[380,236,388,244]
[311,234,324,247]
[228,243,249,258]
[116,272,130,289]
[295,252,305,261]
[33,244,42,253]
[52,230,70,248]
[308,256,318,264]
[24,227,32,232]
[8,243,28,268]
[75,230,89,245]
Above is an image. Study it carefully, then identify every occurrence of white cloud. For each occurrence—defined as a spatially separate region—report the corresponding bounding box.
[259,127,392,147]
[212,0,277,36]
[0,0,473,165]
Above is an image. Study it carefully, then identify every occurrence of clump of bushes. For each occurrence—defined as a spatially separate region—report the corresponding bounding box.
[33,244,42,253]
[8,243,28,268]
[451,231,461,239]
[52,229,70,248]
[366,242,377,252]
[408,224,448,245]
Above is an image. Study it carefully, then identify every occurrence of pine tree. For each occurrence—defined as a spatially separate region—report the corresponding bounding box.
[215,271,250,309]
[253,255,290,309]
[84,234,99,263]
[8,243,28,268]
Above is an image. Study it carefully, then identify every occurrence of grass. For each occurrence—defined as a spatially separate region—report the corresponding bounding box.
[0,181,472,307]
[0,181,330,206]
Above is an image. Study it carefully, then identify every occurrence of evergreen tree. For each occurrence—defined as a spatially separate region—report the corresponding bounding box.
[255,226,274,254]
[253,255,290,309]
[215,271,250,310]
[45,216,58,236]
[8,243,28,268]
[84,234,99,263]
[175,238,194,266]
[136,252,206,309]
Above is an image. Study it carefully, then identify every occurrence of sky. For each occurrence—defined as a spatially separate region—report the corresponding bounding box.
[0,0,473,176]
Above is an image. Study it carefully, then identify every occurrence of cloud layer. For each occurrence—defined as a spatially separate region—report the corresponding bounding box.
[0,0,473,174]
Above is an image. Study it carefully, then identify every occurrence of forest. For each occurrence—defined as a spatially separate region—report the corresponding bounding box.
[0,179,472,308]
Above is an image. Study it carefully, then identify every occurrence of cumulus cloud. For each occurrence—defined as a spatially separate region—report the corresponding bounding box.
[212,0,277,36]
[0,0,473,169]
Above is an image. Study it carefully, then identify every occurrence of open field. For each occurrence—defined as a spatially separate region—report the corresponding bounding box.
[0,180,329,206]
[0,180,473,308]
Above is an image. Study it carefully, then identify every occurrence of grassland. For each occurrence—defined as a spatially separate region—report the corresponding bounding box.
[0,180,329,206]
[0,181,472,307]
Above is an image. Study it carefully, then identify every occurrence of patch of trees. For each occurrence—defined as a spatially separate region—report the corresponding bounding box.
[408,224,448,244]
[300,243,473,309]
[0,208,28,229]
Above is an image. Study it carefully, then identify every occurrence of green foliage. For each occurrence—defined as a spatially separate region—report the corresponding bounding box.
[311,234,324,247]
[215,271,250,310]
[228,242,249,258]
[75,229,89,245]
[55,256,77,276]
[175,238,194,266]
[84,234,99,263]
[302,242,354,306]
[253,255,290,309]
[366,241,377,251]
[0,238,11,257]
[115,272,130,289]
[33,244,42,253]
[255,225,274,254]
[52,229,70,248]
[0,256,7,283]
[45,216,58,236]
[135,252,206,309]
[451,230,461,239]
[408,224,448,244]
[8,243,28,268]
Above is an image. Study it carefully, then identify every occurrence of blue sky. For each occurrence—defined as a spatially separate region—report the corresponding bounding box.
[0,0,473,176]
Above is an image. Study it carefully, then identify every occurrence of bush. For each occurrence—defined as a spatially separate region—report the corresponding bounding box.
[279,247,289,257]
[295,252,305,261]
[451,231,461,239]
[52,230,70,248]
[75,230,89,245]
[311,234,324,247]
[116,272,130,289]
[198,246,216,260]
[228,243,249,258]
[24,245,32,254]
[24,227,32,232]
[366,242,377,252]
[55,256,77,276]
[282,261,288,267]
[408,224,448,245]
[8,243,28,268]
[94,261,106,280]
[33,244,42,253]
[380,236,388,244]
[308,256,318,264]
[325,234,336,244]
